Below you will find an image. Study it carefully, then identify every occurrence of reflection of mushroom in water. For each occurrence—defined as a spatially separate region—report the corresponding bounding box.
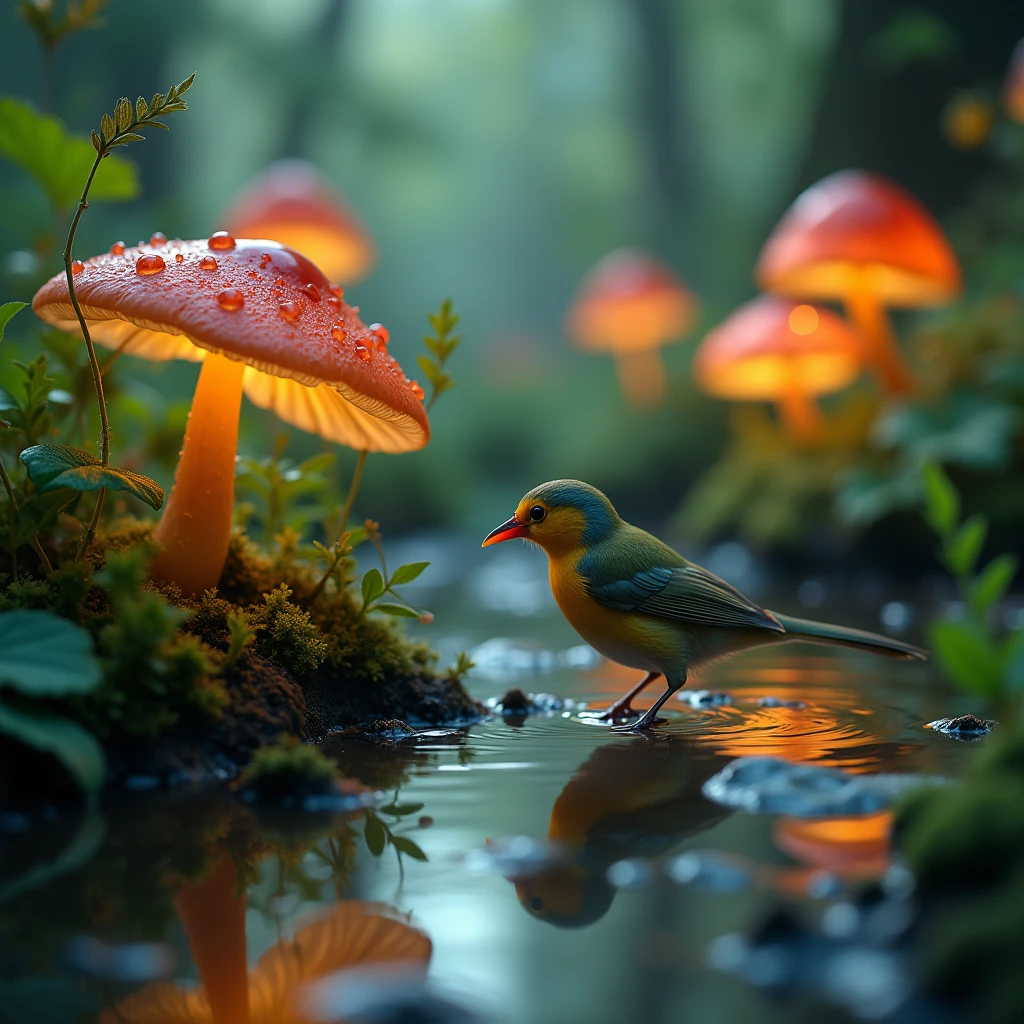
[774,811,892,880]
[33,236,429,596]
[692,295,862,444]
[756,170,961,395]
[513,738,729,928]
[100,856,431,1024]
[1004,39,1024,123]
[222,160,376,285]
[567,249,697,408]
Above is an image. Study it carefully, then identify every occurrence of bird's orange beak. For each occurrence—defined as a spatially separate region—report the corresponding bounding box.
[482,516,528,547]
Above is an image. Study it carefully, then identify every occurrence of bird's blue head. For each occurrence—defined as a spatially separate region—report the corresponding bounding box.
[482,479,619,556]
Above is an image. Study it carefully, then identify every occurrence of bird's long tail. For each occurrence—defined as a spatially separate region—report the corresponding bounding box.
[770,612,927,661]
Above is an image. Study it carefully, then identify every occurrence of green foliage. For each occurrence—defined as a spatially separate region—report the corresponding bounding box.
[0,608,105,795]
[417,299,461,411]
[0,609,100,694]
[240,735,339,801]
[357,522,433,622]
[363,800,428,872]
[446,650,475,685]
[922,462,1022,703]
[20,443,164,510]
[0,96,138,208]
[90,73,195,156]
[249,584,327,676]
[19,0,110,52]
[81,547,224,738]
[0,354,61,449]
[222,611,256,672]
[0,302,27,342]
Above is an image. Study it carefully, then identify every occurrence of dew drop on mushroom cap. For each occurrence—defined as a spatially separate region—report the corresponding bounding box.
[32,237,429,597]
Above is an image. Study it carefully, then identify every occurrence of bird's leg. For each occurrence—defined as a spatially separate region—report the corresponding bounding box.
[596,671,661,720]
[614,674,686,732]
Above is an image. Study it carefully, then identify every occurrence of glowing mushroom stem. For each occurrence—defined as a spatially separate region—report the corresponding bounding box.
[777,381,823,444]
[614,349,667,409]
[150,352,245,595]
[843,284,912,396]
[174,856,251,1024]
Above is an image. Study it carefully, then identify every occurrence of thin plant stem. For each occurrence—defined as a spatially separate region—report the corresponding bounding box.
[30,537,53,574]
[337,449,367,537]
[76,490,104,562]
[0,457,19,582]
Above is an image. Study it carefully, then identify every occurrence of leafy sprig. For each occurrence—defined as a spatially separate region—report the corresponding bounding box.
[358,520,433,623]
[90,74,195,156]
[417,299,461,411]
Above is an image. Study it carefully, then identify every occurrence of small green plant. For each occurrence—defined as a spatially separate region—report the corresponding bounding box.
[249,584,328,675]
[221,611,256,672]
[447,650,475,685]
[0,608,105,795]
[363,796,428,878]
[357,520,433,623]
[418,298,461,411]
[922,462,1024,705]
[240,735,339,801]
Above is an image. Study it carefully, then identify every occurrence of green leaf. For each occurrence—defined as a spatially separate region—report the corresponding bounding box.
[298,451,336,476]
[361,568,385,607]
[0,701,105,796]
[922,462,958,536]
[392,835,428,861]
[364,813,387,856]
[379,801,424,817]
[372,603,420,619]
[969,554,1018,615]
[0,610,101,695]
[135,96,149,121]
[928,619,1002,696]
[20,444,164,509]
[944,514,987,577]
[0,97,138,208]
[12,488,77,547]
[0,302,27,343]
[390,561,429,586]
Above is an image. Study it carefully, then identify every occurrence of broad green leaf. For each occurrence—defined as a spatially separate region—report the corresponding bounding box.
[0,610,101,695]
[922,462,958,536]
[12,488,77,547]
[0,702,105,796]
[0,302,27,343]
[361,568,384,606]
[944,514,987,577]
[20,444,164,510]
[298,452,336,475]
[928,619,1002,697]
[379,801,424,817]
[363,813,387,856]
[372,603,420,619]
[391,835,428,861]
[390,561,430,586]
[969,554,1018,615]
[0,97,138,208]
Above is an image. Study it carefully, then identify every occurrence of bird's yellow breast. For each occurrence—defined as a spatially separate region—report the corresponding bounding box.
[548,552,687,675]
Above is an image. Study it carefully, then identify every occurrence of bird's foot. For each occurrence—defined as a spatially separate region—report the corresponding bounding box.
[611,710,665,732]
[594,702,639,723]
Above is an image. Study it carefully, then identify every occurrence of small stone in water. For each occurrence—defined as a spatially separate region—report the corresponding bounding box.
[680,689,733,708]
[606,858,655,890]
[667,849,753,892]
[756,695,808,709]
[927,714,994,739]
[498,687,530,713]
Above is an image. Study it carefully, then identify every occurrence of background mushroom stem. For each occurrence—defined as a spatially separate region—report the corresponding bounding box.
[777,382,823,444]
[615,349,667,409]
[174,856,252,1024]
[844,285,912,396]
[150,352,245,596]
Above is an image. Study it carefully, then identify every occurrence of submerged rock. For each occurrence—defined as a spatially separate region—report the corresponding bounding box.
[927,714,995,740]
[462,835,567,879]
[667,849,754,893]
[756,696,808,710]
[679,689,733,708]
[702,757,938,818]
[488,689,579,718]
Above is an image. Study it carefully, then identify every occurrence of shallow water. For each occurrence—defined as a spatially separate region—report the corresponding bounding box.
[0,611,981,1022]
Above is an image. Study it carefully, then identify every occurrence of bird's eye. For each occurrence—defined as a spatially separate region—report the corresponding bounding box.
[529,505,546,523]
[530,897,545,911]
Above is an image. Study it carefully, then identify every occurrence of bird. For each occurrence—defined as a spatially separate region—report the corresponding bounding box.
[482,480,926,730]
[512,737,731,927]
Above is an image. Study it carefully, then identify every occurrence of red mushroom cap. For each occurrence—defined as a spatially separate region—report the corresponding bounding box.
[32,238,427,453]
[567,249,697,353]
[693,295,862,400]
[222,160,375,284]
[756,170,961,307]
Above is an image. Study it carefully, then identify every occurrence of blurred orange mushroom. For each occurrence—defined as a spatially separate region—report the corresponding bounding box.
[1004,40,1024,123]
[223,160,376,284]
[33,235,428,596]
[567,249,697,408]
[774,811,892,879]
[756,170,961,395]
[692,295,862,443]
[100,856,432,1024]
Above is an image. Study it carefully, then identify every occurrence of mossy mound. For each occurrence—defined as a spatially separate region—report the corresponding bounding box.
[0,521,482,793]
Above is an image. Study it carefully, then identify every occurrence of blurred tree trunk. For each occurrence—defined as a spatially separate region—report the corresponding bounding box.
[279,0,350,158]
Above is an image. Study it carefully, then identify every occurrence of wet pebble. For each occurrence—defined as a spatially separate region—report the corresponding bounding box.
[64,935,176,983]
[462,835,566,878]
[927,714,995,739]
[755,695,808,710]
[679,689,733,708]
[667,849,754,893]
[702,757,938,818]
[486,690,579,717]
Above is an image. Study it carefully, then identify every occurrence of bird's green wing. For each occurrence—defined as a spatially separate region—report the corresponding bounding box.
[587,562,783,632]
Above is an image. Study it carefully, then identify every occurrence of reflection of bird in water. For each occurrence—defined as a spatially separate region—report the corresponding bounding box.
[100,856,431,1023]
[514,738,731,928]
